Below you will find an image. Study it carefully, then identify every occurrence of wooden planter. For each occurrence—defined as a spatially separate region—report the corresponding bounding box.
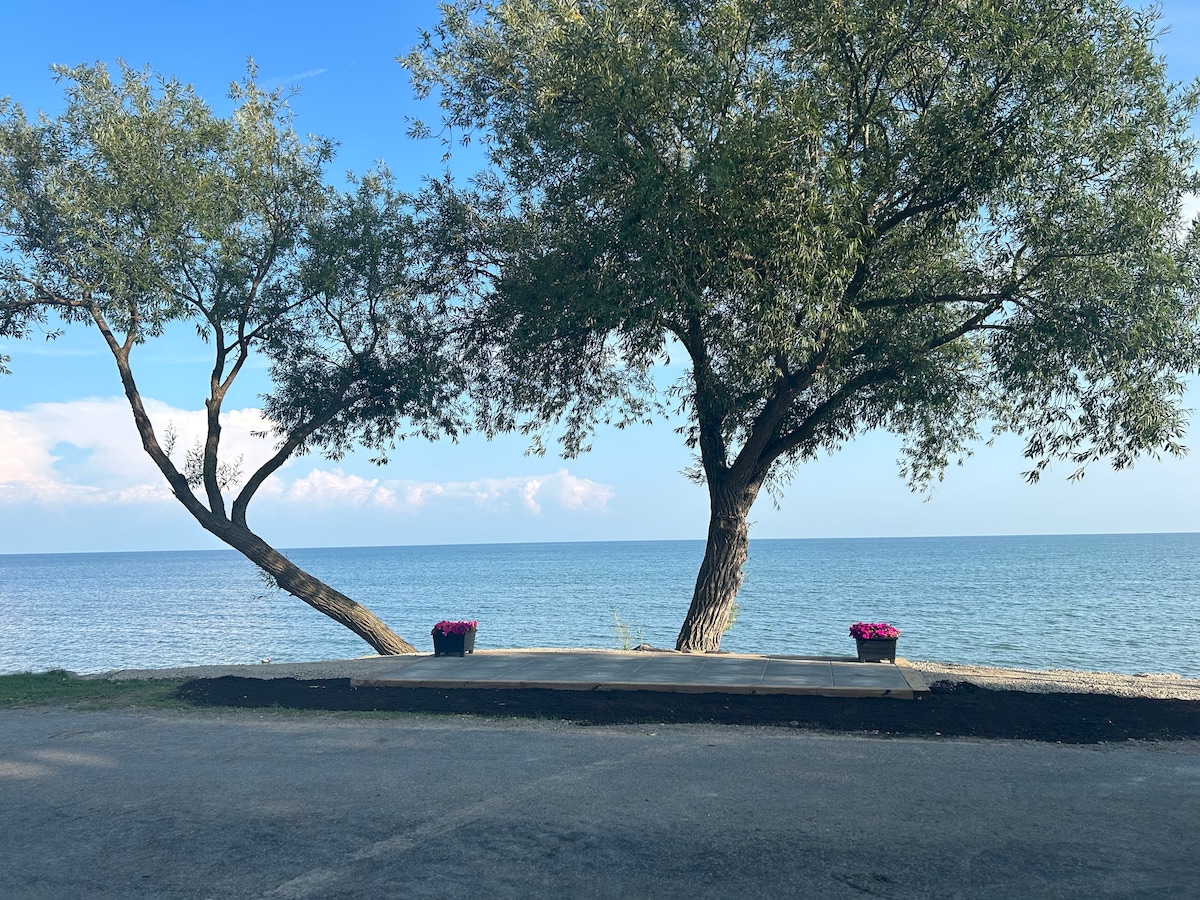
[855,638,897,663]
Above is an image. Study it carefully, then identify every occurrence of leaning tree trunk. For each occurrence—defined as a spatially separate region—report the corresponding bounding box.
[205,517,418,655]
[93,306,418,656]
[675,479,758,652]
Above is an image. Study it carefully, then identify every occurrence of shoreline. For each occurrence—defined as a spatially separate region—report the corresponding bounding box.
[81,649,1200,701]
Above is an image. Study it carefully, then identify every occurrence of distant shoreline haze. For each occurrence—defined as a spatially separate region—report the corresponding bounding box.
[4,530,1198,557]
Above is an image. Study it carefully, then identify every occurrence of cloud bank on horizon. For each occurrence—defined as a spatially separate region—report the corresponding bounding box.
[0,397,614,517]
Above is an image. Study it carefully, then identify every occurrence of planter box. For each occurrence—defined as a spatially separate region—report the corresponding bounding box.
[855,638,897,663]
[432,628,476,657]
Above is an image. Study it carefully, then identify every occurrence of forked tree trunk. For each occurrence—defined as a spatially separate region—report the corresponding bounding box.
[205,517,418,654]
[92,283,419,657]
[675,479,759,652]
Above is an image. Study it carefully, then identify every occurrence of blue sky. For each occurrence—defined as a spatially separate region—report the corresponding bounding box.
[2,0,1199,554]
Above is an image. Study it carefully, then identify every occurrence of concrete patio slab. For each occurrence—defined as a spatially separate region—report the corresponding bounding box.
[352,649,927,699]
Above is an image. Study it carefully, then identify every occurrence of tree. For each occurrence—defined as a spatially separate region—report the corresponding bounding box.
[406,0,1200,651]
[0,63,463,654]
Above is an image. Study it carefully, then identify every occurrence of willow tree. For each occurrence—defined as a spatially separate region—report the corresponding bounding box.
[0,63,462,654]
[406,0,1200,651]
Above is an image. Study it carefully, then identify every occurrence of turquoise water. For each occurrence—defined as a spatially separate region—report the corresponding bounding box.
[1,534,1198,677]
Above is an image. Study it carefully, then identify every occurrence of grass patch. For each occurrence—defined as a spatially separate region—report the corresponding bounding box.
[0,670,186,709]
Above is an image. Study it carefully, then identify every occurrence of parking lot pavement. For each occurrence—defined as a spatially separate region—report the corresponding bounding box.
[2,708,1197,898]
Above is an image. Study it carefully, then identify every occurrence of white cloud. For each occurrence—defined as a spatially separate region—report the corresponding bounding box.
[413,470,612,515]
[267,67,329,86]
[284,469,380,507]
[0,397,278,506]
[0,399,615,518]
[273,468,613,516]
[520,477,543,514]
[548,469,615,511]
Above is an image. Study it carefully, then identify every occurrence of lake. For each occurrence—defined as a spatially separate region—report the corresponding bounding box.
[1,533,1198,677]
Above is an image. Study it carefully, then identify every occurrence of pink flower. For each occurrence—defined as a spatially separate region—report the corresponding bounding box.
[849,622,900,640]
[432,620,478,637]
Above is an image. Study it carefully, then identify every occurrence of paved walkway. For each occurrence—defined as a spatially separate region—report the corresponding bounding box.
[353,649,927,699]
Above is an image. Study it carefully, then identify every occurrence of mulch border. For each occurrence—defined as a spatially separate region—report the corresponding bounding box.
[176,676,1200,744]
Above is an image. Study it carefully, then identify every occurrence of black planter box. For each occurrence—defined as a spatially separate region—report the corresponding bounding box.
[855,638,897,663]
[432,628,477,657]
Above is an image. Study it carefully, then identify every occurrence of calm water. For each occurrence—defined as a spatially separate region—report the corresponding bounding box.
[1,534,1198,677]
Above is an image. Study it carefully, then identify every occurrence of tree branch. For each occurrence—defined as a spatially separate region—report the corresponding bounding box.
[230,372,356,526]
[86,303,201,515]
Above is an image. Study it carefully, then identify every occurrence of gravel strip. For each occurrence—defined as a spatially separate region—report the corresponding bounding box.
[908,660,1200,700]
[85,655,426,683]
[85,648,631,682]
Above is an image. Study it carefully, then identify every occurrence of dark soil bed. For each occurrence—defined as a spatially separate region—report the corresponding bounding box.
[176,677,1200,744]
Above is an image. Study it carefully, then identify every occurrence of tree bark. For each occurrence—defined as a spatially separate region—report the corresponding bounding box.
[203,517,418,655]
[90,311,418,656]
[675,478,759,652]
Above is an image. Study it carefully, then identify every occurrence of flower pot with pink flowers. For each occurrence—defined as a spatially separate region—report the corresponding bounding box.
[849,622,900,662]
[431,620,478,657]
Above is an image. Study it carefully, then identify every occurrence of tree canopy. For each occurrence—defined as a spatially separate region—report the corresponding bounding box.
[406,0,1200,650]
[0,62,462,653]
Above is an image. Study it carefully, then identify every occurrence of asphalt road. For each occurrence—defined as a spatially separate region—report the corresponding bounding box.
[2,708,1197,899]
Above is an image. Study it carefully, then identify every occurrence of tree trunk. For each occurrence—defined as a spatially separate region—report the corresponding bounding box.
[675,480,758,652]
[88,291,418,657]
[205,517,418,655]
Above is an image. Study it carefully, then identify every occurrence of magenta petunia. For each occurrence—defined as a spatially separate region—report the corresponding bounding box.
[432,620,478,637]
[849,621,900,640]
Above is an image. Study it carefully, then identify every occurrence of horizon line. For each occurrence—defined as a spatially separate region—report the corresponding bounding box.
[3,530,1197,558]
